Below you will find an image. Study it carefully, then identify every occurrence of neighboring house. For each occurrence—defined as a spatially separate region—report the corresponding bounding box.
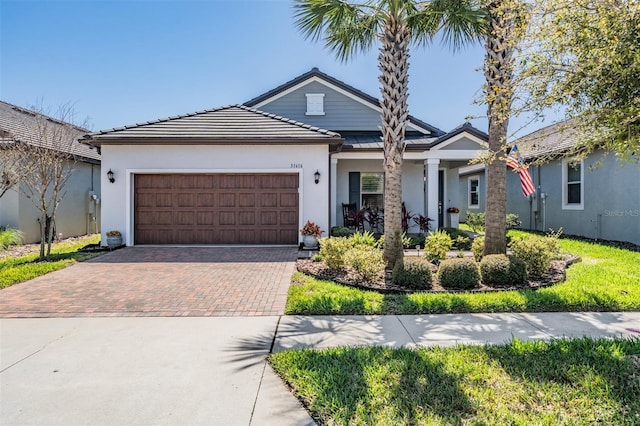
[0,101,101,243]
[82,68,487,246]
[458,121,640,245]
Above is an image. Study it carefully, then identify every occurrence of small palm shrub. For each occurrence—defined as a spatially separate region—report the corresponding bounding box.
[472,237,484,261]
[0,228,24,250]
[392,258,433,290]
[368,233,412,249]
[344,245,385,281]
[319,237,354,270]
[424,230,453,264]
[465,212,485,232]
[509,235,557,276]
[441,227,473,250]
[437,258,480,290]
[480,254,528,287]
[350,231,378,247]
[330,226,352,237]
[506,213,522,229]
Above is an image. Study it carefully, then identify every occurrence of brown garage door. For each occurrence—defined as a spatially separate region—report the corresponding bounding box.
[134,173,299,245]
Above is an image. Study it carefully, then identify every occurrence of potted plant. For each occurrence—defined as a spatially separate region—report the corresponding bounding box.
[447,207,460,229]
[300,221,323,249]
[105,230,123,247]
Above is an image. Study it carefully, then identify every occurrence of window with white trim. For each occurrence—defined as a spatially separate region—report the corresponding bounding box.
[562,159,584,210]
[305,93,325,115]
[361,173,384,209]
[468,176,479,208]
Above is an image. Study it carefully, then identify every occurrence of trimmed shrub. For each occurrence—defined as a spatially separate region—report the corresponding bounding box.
[480,254,528,287]
[472,236,485,261]
[330,226,352,237]
[424,230,453,264]
[319,237,354,270]
[509,235,556,276]
[344,245,385,281]
[401,232,413,249]
[437,258,480,290]
[350,231,378,247]
[0,228,23,250]
[392,258,433,290]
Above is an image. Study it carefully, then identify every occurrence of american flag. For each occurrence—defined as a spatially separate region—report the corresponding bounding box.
[507,145,536,197]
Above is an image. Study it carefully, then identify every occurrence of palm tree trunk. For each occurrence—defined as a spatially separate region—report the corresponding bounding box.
[483,0,518,255]
[379,14,410,270]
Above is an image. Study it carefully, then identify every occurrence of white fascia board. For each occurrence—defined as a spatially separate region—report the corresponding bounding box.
[332,151,385,160]
[458,164,486,175]
[430,132,488,150]
[333,149,485,161]
[425,149,487,160]
[252,76,429,133]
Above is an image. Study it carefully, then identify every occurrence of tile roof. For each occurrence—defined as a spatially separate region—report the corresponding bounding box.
[513,119,579,159]
[82,104,342,146]
[244,67,445,137]
[0,100,100,162]
[430,122,488,147]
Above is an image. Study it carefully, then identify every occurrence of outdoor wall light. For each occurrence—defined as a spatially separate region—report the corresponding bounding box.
[107,169,115,183]
[314,170,321,184]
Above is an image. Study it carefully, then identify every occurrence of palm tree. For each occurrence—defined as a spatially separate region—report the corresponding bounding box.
[482,0,526,255]
[294,0,484,269]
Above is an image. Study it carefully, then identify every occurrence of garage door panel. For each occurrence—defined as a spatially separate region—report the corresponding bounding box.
[260,193,278,207]
[175,211,195,225]
[280,211,298,226]
[219,193,236,207]
[176,194,194,207]
[134,173,299,245]
[237,212,255,226]
[197,193,215,207]
[238,194,255,207]
[280,193,298,207]
[156,211,173,225]
[261,212,278,226]
[219,212,236,225]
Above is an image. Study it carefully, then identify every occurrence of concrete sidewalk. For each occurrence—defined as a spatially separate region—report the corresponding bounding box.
[1,312,638,425]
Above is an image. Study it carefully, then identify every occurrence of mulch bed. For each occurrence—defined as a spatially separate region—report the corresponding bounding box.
[296,254,581,294]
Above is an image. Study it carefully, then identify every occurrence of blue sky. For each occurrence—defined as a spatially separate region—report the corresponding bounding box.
[1,0,552,136]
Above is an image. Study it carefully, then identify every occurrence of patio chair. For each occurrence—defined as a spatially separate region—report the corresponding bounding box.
[342,203,363,231]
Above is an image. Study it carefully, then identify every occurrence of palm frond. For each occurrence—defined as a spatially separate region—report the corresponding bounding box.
[411,0,486,49]
[293,0,384,61]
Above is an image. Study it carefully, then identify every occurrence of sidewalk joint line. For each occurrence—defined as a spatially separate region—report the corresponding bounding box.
[395,315,417,346]
[249,315,282,426]
[513,313,553,338]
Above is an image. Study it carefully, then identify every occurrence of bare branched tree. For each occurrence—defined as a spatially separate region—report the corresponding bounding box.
[9,102,87,260]
[0,138,23,199]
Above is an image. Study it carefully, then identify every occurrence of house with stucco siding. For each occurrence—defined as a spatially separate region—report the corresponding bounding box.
[458,121,640,246]
[82,68,488,247]
[0,101,101,243]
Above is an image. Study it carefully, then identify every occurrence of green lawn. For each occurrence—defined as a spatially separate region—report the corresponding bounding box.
[286,232,640,315]
[0,235,102,289]
[270,337,640,425]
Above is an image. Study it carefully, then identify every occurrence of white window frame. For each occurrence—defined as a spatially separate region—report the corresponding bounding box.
[468,175,480,209]
[361,172,384,209]
[305,93,325,116]
[562,158,584,210]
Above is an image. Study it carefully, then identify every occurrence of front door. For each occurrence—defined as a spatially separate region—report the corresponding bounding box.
[438,170,444,228]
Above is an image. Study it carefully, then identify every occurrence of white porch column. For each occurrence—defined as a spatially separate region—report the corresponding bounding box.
[330,157,338,227]
[426,158,440,230]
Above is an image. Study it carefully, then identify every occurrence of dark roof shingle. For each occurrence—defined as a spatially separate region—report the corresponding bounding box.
[82,104,342,146]
[0,100,100,162]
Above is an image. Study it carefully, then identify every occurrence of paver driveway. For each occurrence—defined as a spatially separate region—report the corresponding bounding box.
[0,247,298,318]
